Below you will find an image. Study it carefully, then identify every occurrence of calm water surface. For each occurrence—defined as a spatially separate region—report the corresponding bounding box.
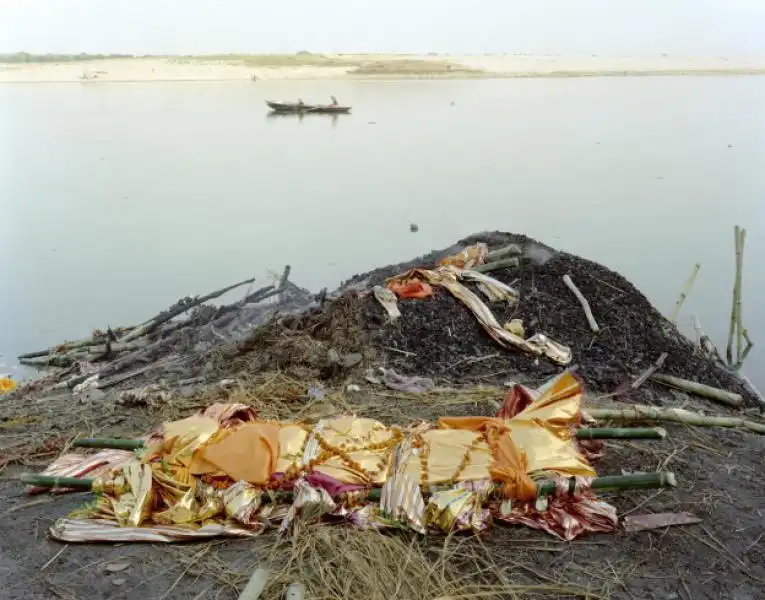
[2,77,765,386]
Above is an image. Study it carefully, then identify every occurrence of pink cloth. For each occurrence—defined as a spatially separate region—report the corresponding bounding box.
[304,472,365,496]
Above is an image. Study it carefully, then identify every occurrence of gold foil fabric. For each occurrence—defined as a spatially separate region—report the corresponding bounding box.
[504,371,595,477]
[424,487,488,533]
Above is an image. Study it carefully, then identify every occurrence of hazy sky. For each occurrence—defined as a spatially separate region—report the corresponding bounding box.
[3,0,765,56]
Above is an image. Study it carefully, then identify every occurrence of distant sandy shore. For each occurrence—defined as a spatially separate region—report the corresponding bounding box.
[2,54,765,83]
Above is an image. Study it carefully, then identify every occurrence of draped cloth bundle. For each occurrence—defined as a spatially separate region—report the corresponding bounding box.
[35,372,619,542]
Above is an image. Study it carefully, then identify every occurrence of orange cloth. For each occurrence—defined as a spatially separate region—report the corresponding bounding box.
[437,416,537,500]
[194,423,280,485]
[388,278,433,299]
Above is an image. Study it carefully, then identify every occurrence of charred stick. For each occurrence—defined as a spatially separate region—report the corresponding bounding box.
[120,277,256,343]
[631,352,669,389]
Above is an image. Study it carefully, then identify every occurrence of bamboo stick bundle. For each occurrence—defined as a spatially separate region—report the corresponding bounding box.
[17,328,137,360]
[120,277,256,343]
[586,404,765,435]
[20,471,677,500]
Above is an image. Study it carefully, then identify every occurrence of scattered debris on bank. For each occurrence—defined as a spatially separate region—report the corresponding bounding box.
[3,231,764,600]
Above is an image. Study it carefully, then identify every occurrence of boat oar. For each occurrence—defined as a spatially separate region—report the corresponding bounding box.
[21,471,676,499]
[69,427,666,452]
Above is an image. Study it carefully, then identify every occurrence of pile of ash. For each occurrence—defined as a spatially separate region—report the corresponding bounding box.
[352,232,755,406]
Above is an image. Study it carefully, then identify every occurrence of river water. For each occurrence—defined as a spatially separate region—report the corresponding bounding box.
[2,76,764,386]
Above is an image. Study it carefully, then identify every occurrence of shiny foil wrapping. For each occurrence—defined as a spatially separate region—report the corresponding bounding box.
[424,487,489,533]
[222,481,263,526]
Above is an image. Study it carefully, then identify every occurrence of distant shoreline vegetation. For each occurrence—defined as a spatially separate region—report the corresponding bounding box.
[0,51,346,64]
[0,52,138,62]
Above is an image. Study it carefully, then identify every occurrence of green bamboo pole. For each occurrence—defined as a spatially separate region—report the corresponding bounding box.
[577,427,666,440]
[20,474,93,490]
[472,257,520,273]
[68,427,664,453]
[551,471,676,494]
[21,471,676,500]
[72,438,144,450]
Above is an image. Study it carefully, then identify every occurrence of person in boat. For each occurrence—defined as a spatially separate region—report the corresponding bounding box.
[297,98,305,108]
[330,96,338,106]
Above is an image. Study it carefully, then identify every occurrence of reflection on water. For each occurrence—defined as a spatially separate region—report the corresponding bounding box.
[266,111,342,127]
[2,77,765,385]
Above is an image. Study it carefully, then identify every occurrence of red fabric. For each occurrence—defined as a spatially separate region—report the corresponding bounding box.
[494,476,617,541]
[495,385,536,419]
[388,279,433,299]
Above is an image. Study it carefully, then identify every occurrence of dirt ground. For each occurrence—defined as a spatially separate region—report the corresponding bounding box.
[1,232,763,600]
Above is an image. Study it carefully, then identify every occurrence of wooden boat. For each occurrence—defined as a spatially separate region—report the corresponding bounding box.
[265,100,351,114]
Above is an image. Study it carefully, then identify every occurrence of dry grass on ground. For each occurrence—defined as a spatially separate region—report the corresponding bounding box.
[164,525,608,600]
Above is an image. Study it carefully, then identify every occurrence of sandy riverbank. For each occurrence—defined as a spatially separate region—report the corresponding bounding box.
[1,54,765,83]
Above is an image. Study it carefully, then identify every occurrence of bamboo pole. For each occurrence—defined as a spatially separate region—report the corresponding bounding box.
[736,228,746,364]
[586,405,765,435]
[576,427,666,440]
[650,373,743,408]
[68,427,668,453]
[562,274,600,333]
[72,438,144,450]
[21,472,677,498]
[472,257,520,273]
[486,244,522,262]
[536,472,676,495]
[726,226,744,366]
[20,474,93,491]
[670,263,700,323]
